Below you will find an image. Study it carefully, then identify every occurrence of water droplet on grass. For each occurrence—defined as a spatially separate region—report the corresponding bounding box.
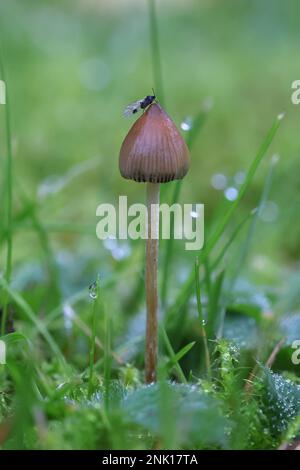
[234,171,246,186]
[211,173,227,190]
[89,281,98,299]
[224,187,238,201]
[180,117,192,131]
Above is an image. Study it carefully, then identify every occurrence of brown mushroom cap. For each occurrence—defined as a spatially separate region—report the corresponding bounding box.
[119,103,190,183]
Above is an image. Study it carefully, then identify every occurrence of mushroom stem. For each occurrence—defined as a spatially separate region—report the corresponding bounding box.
[145,182,160,383]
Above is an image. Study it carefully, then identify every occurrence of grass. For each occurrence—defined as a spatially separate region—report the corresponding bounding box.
[161,103,211,306]
[164,113,283,328]
[88,278,99,397]
[194,256,211,379]
[148,0,164,106]
[0,0,300,451]
[0,45,13,336]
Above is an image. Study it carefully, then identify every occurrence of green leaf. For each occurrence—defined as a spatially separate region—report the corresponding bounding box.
[261,367,300,434]
[2,331,28,345]
[0,276,66,367]
[160,326,188,383]
[122,383,229,448]
[166,341,195,368]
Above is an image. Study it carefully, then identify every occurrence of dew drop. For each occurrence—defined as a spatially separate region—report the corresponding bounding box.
[224,186,238,201]
[180,117,192,132]
[211,173,227,190]
[234,171,246,186]
[89,281,98,300]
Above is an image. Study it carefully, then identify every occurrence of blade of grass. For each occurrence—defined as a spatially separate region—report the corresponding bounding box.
[205,114,284,256]
[166,209,254,337]
[104,295,112,410]
[216,155,280,339]
[161,104,212,306]
[230,154,280,288]
[24,199,61,307]
[207,268,225,338]
[203,255,212,300]
[0,45,13,335]
[195,256,211,379]
[45,289,124,366]
[88,277,99,397]
[44,264,140,328]
[0,276,66,367]
[166,341,195,369]
[212,209,255,270]
[148,0,164,104]
[160,325,187,383]
[1,331,29,345]
[166,211,255,337]
[210,269,226,339]
[196,210,255,337]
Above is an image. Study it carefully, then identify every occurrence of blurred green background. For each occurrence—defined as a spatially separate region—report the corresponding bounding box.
[0,0,299,294]
[1,0,300,450]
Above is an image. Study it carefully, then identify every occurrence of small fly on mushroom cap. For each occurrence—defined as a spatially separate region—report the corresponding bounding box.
[123,92,156,118]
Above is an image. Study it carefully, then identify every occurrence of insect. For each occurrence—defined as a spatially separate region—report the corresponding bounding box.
[123,91,156,117]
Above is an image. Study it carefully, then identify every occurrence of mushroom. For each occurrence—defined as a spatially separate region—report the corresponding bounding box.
[119,102,190,382]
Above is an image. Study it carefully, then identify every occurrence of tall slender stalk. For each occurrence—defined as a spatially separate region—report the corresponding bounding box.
[104,292,111,410]
[0,45,13,336]
[195,256,211,379]
[148,0,164,105]
[145,182,160,383]
[88,279,99,398]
